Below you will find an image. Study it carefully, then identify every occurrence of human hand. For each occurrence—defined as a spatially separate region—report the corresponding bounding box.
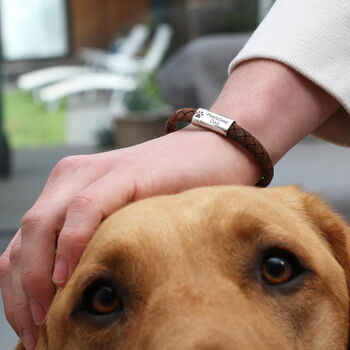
[0,125,260,350]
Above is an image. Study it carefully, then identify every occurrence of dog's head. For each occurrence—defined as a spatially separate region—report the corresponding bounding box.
[17,186,350,349]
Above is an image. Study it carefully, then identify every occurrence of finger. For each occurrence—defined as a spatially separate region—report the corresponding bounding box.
[20,204,61,326]
[53,171,137,285]
[20,164,107,325]
[9,233,38,350]
[0,231,21,333]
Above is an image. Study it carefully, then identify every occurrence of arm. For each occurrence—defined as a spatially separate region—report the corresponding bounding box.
[0,59,339,350]
[229,0,350,147]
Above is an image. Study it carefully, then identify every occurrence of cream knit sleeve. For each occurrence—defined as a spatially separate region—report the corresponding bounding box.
[229,0,350,146]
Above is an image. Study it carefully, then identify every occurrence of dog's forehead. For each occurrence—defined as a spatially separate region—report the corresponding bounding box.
[105,185,296,225]
[95,186,279,238]
[86,186,327,261]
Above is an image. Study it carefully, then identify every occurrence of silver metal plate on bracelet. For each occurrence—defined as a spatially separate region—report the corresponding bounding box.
[191,108,235,136]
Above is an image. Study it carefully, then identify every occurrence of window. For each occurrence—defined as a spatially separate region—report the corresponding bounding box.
[0,0,69,60]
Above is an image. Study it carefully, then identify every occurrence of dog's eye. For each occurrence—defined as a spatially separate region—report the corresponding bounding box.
[91,285,120,315]
[261,250,302,285]
[82,280,123,315]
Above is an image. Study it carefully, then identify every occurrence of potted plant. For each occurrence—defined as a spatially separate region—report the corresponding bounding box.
[113,74,172,149]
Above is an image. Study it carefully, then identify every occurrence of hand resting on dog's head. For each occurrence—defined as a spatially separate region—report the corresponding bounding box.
[15,185,350,350]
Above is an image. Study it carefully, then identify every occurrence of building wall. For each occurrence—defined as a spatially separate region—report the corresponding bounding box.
[168,0,257,45]
[69,0,150,51]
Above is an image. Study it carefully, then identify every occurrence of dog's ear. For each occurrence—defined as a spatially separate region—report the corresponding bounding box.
[300,191,350,348]
[301,192,350,290]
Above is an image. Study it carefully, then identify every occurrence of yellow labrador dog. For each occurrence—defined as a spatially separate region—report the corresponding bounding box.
[16,186,350,349]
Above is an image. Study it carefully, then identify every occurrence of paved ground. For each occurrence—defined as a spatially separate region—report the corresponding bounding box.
[0,137,349,348]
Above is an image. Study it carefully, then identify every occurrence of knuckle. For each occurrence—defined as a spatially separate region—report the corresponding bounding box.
[56,155,80,169]
[0,255,11,280]
[60,228,89,249]
[69,194,93,211]
[50,155,83,177]
[9,241,22,264]
[13,300,28,316]
[21,207,42,233]
[21,268,45,293]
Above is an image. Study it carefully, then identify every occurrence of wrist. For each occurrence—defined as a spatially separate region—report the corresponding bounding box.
[210,59,339,163]
[166,108,271,186]
[169,123,261,186]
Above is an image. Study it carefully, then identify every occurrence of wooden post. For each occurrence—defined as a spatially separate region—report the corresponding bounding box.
[0,44,11,178]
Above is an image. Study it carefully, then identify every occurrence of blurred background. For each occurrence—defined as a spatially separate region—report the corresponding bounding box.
[0,0,348,347]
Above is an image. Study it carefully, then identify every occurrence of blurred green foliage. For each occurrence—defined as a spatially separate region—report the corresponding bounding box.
[4,90,66,148]
[124,74,167,113]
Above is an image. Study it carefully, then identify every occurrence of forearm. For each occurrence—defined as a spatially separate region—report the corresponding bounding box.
[211,59,339,164]
[175,59,339,186]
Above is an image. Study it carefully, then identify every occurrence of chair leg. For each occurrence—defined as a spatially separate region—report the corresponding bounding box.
[109,90,128,115]
[32,89,41,104]
[46,100,61,113]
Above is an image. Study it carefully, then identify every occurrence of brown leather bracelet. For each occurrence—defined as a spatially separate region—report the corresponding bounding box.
[165,108,274,187]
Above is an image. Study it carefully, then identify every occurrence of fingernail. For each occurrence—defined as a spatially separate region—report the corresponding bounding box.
[30,299,46,326]
[53,257,68,285]
[21,330,36,350]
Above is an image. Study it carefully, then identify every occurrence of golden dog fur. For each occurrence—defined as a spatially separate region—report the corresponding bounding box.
[16,185,350,349]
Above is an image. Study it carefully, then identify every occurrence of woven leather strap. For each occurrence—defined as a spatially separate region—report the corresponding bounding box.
[166,108,274,187]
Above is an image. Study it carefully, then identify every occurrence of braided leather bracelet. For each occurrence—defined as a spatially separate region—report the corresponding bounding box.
[165,108,274,187]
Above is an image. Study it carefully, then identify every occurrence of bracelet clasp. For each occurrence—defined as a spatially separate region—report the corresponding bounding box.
[192,108,235,136]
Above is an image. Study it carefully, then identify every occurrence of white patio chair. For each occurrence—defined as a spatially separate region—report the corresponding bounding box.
[40,73,139,112]
[78,24,151,68]
[17,24,150,93]
[105,23,173,75]
[38,24,173,112]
